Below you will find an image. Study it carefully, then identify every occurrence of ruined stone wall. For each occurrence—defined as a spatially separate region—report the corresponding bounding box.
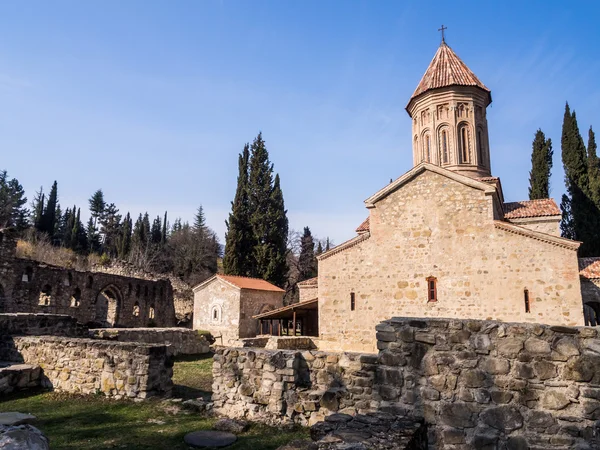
[1,336,172,399]
[212,317,600,449]
[318,171,583,353]
[239,290,284,339]
[0,313,86,337]
[193,278,241,346]
[90,327,211,356]
[0,240,176,327]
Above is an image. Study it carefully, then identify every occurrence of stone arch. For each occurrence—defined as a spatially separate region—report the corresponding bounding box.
[584,302,600,326]
[211,304,222,323]
[149,304,155,321]
[70,287,81,307]
[421,129,432,163]
[22,267,33,283]
[95,284,122,327]
[133,301,140,317]
[39,284,52,306]
[437,123,451,165]
[457,121,472,164]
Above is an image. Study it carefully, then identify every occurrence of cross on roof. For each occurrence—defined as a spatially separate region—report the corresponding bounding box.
[438,25,447,43]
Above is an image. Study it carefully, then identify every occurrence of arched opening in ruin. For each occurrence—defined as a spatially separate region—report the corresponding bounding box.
[65,272,73,287]
[87,276,94,288]
[70,287,81,307]
[584,302,600,326]
[149,305,155,320]
[133,301,140,317]
[95,285,122,327]
[22,267,33,283]
[39,284,52,306]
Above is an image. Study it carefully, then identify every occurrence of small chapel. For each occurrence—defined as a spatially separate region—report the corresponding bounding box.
[252,36,600,354]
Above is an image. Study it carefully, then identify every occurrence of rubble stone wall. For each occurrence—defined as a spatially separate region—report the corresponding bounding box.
[0,313,86,337]
[90,327,211,356]
[1,335,172,399]
[213,317,600,449]
[0,230,176,327]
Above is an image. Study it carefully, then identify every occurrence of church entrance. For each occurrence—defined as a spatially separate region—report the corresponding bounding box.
[584,302,600,326]
[95,285,121,327]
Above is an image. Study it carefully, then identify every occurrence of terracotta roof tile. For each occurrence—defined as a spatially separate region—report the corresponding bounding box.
[297,277,318,287]
[503,199,560,219]
[580,258,600,279]
[356,217,370,233]
[409,42,490,105]
[217,274,285,292]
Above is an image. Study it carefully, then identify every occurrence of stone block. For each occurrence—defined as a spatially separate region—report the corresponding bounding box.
[480,405,524,432]
[480,357,510,375]
[439,403,475,428]
[542,391,571,410]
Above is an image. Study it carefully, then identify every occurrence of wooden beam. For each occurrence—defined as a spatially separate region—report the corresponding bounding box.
[292,311,297,337]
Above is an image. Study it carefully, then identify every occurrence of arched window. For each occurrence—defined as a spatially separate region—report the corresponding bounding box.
[427,277,437,302]
[39,285,52,306]
[70,288,81,307]
[133,302,140,317]
[422,133,431,162]
[144,286,149,297]
[477,129,484,165]
[86,276,93,288]
[135,285,141,297]
[22,267,33,283]
[64,272,72,287]
[439,128,450,164]
[211,305,222,323]
[458,124,471,163]
[149,305,155,320]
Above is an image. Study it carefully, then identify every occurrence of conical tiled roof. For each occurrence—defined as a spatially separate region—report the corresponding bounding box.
[408,42,490,107]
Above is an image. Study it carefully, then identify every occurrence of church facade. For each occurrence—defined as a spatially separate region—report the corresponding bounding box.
[310,40,587,353]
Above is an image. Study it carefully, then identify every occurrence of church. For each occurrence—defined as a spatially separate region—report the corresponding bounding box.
[251,37,600,354]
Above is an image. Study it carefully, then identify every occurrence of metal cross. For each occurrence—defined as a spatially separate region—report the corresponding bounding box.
[438,25,447,43]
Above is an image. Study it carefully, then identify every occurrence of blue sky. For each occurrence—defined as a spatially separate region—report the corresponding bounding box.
[0,1,598,246]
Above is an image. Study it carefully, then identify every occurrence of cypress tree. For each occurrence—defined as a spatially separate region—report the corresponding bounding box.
[528,129,553,199]
[298,226,318,281]
[560,103,600,255]
[248,133,275,279]
[40,181,58,238]
[316,241,323,256]
[132,214,146,247]
[223,144,254,276]
[86,217,101,253]
[263,173,289,287]
[325,237,331,251]
[118,212,132,258]
[31,188,45,231]
[151,215,162,244]
[588,126,600,208]
[161,211,168,245]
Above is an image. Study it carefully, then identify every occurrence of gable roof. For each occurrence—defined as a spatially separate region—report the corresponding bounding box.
[503,199,561,219]
[193,274,285,293]
[356,217,370,233]
[364,163,497,208]
[407,42,491,109]
[579,257,600,280]
[297,277,318,287]
[494,221,580,251]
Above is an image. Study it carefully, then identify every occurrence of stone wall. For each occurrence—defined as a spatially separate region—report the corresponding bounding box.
[90,327,211,356]
[213,317,600,449]
[0,313,86,337]
[1,336,172,399]
[0,230,176,328]
[318,170,584,353]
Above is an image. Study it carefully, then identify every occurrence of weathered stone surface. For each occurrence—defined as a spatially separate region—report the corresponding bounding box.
[524,338,551,354]
[480,358,510,375]
[439,403,474,428]
[214,418,249,434]
[0,424,49,450]
[0,413,36,427]
[184,430,237,448]
[542,391,571,410]
[480,406,523,432]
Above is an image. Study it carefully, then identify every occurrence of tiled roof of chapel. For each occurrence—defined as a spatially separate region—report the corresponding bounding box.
[408,42,490,106]
[212,274,285,292]
[356,217,370,233]
[503,199,561,219]
[579,258,600,280]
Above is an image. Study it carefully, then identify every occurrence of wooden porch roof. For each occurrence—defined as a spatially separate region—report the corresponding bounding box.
[253,298,318,320]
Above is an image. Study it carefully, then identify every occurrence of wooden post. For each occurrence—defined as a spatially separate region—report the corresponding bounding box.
[269,320,273,335]
[278,320,282,336]
[292,311,297,337]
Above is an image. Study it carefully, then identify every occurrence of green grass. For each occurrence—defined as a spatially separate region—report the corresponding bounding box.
[0,355,309,449]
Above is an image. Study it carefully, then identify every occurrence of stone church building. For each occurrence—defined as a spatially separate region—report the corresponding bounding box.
[260,39,599,354]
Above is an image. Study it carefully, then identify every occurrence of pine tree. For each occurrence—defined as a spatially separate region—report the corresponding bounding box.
[89,190,106,227]
[194,205,207,237]
[528,129,553,199]
[0,171,28,230]
[560,103,600,255]
[298,226,318,281]
[132,214,147,247]
[86,217,101,253]
[40,181,58,239]
[224,144,255,276]
[100,203,121,256]
[151,215,162,244]
[31,188,45,231]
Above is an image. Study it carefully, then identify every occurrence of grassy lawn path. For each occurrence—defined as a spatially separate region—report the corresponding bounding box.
[0,355,309,449]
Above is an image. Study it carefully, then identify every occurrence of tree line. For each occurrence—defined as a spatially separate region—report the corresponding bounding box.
[0,174,220,287]
[528,102,600,256]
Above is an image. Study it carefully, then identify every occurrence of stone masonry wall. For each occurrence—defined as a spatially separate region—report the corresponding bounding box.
[0,313,86,337]
[90,327,211,356]
[212,317,600,449]
[1,336,172,399]
[318,170,583,353]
